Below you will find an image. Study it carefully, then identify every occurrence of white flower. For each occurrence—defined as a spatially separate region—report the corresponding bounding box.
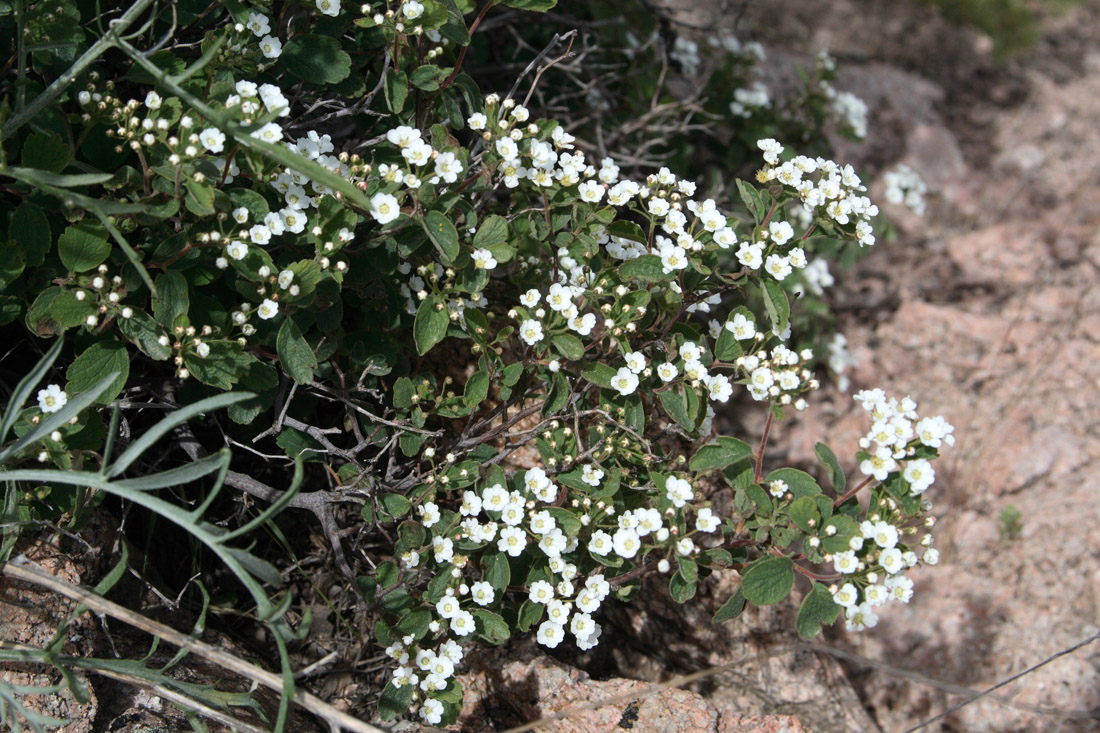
[845,602,879,632]
[536,620,565,648]
[417,501,441,527]
[419,699,444,725]
[467,112,487,130]
[195,342,210,358]
[450,609,475,636]
[870,520,898,549]
[903,459,935,495]
[578,180,604,203]
[588,530,613,556]
[248,224,272,245]
[706,374,733,403]
[315,0,340,16]
[260,35,283,59]
[546,283,573,312]
[656,362,678,382]
[37,385,68,414]
[402,0,424,19]
[833,550,859,574]
[610,367,639,396]
[471,581,495,606]
[833,583,859,608]
[529,580,555,605]
[472,248,497,270]
[257,299,279,320]
[199,128,225,153]
[247,12,271,36]
[695,507,720,533]
[251,122,283,143]
[612,528,641,558]
[226,241,249,260]
[518,319,544,346]
[433,536,454,563]
[581,464,604,487]
[434,151,463,183]
[369,193,401,225]
[879,547,905,574]
[923,548,940,565]
[764,254,793,280]
[623,351,646,374]
[665,476,694,507]
[497,526,527,557]
[435,595,461,619]
[726,313,756,340]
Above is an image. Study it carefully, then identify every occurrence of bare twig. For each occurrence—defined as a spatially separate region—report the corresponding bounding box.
[1,562,386,733]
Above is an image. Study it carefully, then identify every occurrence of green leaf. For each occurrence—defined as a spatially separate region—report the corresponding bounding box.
[472,609,510,644]
[276,318,318,385]
[736,179,763,221]
[472,214,508,248]
[66,340,129,405]
[384,67,409,114]
[152,271,189,327]
[423,211,459,264]
[49,290,95,329]
[677,556,698,584]
[378,680,413,722]
[500,0,556,9]
[393,377,414,409]
[765,468,822,498]
[606,220,646,243]
[516,599,543,632]
[689,436,753,472]
[552,333,584,361]
[815,442,846,493]
[395,607,432,640]
[669,571,696,603]
[410,64,449,91]
[10,201,51,267]
[740,555,794,605]
[789,496,821,532]
[0,241,26,288]
[464,370,489,407]
[184,178,215,216]
[714,588,746,622]
[658,386,692,430]
[119,310,171,360]
[276,427,323,460]
[762,278,789,334]
[22,132,69,173]
[414,296,449,355]
[483,553,511,592]
[581,362,616,389]
[819,515,860,554]
[619,254,665,283]
[281,34,352,85]
[380,493,412,518]
[796,583,841,639]
[58,221,111,273]
[184,341,253,390]
[713,325,744,362]
[439,0,472,44]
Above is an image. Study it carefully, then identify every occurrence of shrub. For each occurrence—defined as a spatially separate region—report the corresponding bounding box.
[0,0,950,728]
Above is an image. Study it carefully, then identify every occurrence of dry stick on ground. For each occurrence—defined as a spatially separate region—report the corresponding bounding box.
[1,561,387,733]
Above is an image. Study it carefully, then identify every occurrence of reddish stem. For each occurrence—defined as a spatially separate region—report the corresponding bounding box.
[834,475,873,508]
[439,0,494,92]
[753,408,774,484]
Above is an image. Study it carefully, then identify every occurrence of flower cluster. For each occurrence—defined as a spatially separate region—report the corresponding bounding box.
[825,391,953,630]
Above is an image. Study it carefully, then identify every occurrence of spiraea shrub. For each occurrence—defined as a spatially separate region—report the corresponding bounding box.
[0,0,947,728]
